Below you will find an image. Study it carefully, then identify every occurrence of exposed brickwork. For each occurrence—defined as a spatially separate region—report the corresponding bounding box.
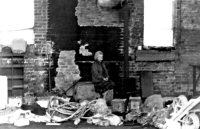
[55,51,81,96]
[75,0,177,96]
[136,50,176,61]
[128,0,175,96]
[127,0,200,96]
[153,72,176,96]
[175,0,200,96]
[128,0,143,48]
[24,0,51,95]
[24,42,53,94]
[75,0,123,27]
[128,62,175,72]
[34,0,48,44]
[181,0,200,30]
[25,0,200,96]
[117,61,176,96]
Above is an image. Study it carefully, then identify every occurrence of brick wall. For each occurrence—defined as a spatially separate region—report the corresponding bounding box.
[24,0,51,95]
[175,0,200,96]
[75,0,123,27]
[25,0,200,97]
[128,0,143,49]
[75,0,177,97]
[34,0,48,44]
[129,0,200,96]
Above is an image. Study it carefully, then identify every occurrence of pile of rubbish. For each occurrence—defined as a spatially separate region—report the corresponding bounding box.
[47,96,123,126]
[0,95,123,127]
[1,93,200,129]
[125,94,200,129]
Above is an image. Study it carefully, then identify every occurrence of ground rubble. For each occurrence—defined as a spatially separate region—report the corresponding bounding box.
[1,94,198,129]
[0,96,123,127]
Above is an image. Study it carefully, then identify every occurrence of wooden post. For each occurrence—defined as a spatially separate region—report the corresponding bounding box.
[193,66,196,96]
[123,2,129,78]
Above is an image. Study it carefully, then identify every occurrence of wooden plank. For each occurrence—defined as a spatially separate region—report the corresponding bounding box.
[12,85,24,88]
[0,65,24,68]
[7,76,24,79]
[141,71,153,98]
[136,50,175,61]
[0,53,24,57]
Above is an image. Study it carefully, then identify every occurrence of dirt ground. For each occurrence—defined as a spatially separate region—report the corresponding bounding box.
[0,121,157,129]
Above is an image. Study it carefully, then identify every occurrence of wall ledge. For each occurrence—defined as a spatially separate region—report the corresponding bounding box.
[136,50,176,62]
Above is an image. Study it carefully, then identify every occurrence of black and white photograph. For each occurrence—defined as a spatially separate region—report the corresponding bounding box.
[0,0,199,129]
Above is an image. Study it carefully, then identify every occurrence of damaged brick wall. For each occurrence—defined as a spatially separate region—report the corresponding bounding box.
[24,0,51,95]
[175,0,200,96]
[75,0,123,96]
[55,50,81,96]
[75,0,177,96]
[26,0,200,97]
[128,0,143,51]
[129,0,200,96]
[128,0,176,96]
[75,0,123,27]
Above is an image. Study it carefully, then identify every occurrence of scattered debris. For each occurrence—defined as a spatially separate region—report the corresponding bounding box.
[3,93,200,129]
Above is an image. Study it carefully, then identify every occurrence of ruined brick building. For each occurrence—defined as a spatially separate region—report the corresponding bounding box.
[1,0,200,99]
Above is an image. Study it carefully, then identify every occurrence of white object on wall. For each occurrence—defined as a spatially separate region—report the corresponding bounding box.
[10,38,27,53]
[97,0,125,8]
[0,76,8,110]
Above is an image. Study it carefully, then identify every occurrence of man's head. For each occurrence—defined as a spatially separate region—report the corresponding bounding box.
[94,51,103,62]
